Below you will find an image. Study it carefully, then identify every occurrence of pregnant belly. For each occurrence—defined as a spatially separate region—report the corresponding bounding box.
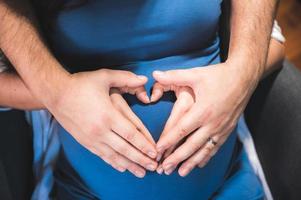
[58,51,238,200]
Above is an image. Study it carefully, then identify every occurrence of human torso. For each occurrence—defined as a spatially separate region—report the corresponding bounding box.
[34,1,238,199]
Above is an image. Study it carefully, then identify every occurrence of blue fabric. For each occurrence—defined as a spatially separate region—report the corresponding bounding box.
[26,111,60,200]
[213,150,264,200]
[31,0,263,199]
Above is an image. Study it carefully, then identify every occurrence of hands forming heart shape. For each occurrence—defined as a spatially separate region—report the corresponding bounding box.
[50,61,257,178]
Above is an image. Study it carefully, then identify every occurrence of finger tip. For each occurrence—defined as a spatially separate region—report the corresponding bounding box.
[117,167,126,173]
[147,151,157,159]
[156,153,163,162]
[143,96,151,104]
[137,75,148,81]
[198,163,205,168]
[178,168,187,177]
[152,70,164,79]
[150,95,158,103]
[135,170,146,178]
[156,167,163,174]
[151,90,163,103]
[156,145,165,154]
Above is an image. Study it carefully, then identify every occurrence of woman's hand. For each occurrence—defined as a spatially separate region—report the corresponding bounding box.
[152,61,261,177]
[150,83,195,174]
[48,69,158,178]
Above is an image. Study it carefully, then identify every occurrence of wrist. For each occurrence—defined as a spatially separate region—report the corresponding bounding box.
[225,56,264,84]
[39,67,72,109]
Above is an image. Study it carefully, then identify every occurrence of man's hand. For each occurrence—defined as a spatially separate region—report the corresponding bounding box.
[109,88,157,177]
[152,60,259,177]
[50,69,158,178]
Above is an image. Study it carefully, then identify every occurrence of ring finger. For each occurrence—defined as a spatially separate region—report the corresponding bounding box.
[178,134,226,177]
[103,131,158,171]
[92,142,147,178]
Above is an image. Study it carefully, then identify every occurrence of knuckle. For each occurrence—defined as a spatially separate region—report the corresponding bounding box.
[123,71,136,80]
[170,84,177,92]
[229,122,237,131]
[97,150,106,159]
[110,154,119,163]
[136,157,146,166]
[88,120,109,137]
[126,163,136,172]
[191,140,202,150]
[94,148,106,160]
[161,140,172,151]
[99,68,110,78]
[199,108,212,124]
[187,137,201,149]
[111,99,121,109]
[137,143,147,154]
[89,146,99,156]
[99,114,111,125]
[124,130,135,142]
[153,82,162,89]
[178,126,189,138]
[87,124,102,137]
[202,147,211,157]
[118,144,129,155]
[187,160,197,167]
[171,155,181,165]
[183,103,192,113]
[137,153,151,164]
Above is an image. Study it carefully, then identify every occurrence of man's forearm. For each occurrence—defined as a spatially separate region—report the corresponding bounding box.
[228,0,278,81]
[0,1,70,107]
[0,72,44,110]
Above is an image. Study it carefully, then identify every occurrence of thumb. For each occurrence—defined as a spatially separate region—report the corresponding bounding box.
[152,70,191,86]
[106,70,148,88]
[150,82,165,102]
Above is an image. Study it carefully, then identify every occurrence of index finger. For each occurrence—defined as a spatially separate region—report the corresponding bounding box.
[110,108,157,159]
[156,104,204,153]
[110,92,155,145]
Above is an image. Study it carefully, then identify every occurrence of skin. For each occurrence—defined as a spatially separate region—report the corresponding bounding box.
[0,38,284,176]
[0,0,279,179]
[153,38,285,176]
[0,0,158,178]
[151,0,280,176]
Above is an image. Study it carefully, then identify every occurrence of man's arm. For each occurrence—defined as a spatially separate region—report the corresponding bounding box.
[0,71,43,109]
[0,1,160,176]
[0,0,70,108]
[227,0,279,83]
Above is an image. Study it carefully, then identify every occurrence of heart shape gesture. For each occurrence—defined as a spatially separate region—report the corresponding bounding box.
[129,61,259,177]
[50,62,258,178]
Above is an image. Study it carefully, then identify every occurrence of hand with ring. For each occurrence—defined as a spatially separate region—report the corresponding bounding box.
[151,61,259,177]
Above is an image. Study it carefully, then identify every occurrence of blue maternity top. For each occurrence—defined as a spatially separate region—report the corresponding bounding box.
[34,0,240,199]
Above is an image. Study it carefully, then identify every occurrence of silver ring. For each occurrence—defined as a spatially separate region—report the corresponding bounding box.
[207,137,217,146]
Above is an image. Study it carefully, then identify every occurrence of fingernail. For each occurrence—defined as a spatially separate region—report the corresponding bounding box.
[179,166,191,177]
[157,166,163,174]
[135,170,145,178]
[150,95,155,103]
[146,164,156,171]
[148,151,157,159]
[156,153,163,162]
[153,71,164,76]
[164,164,175,175]
[144,95,151,103]
[198,161,205,168]
[137,75,147,80]
[157,146,164,154]
[117,166,126,173]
